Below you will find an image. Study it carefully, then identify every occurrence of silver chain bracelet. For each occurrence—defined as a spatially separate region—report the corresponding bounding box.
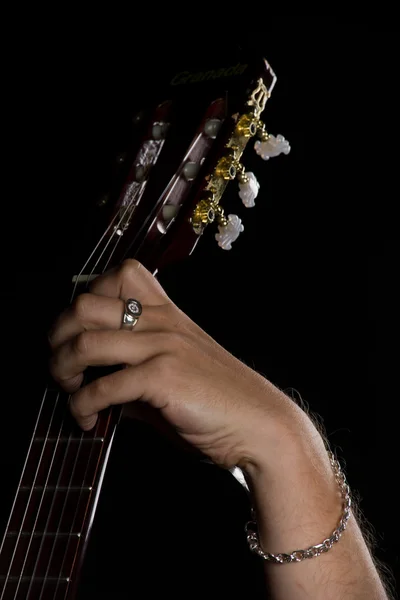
[245,451,352,564]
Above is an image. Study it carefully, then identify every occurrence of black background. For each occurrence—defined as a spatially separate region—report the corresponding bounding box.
[1,16,398,598]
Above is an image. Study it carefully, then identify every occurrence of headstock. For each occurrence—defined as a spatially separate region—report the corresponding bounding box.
[73,55,290,286]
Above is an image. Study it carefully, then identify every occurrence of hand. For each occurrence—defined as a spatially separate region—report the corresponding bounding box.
[49,259,297,470]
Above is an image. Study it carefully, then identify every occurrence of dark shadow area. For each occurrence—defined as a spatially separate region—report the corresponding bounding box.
[1,17,398,598]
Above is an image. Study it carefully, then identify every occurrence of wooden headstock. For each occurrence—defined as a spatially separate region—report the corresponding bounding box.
[73,55,290,284]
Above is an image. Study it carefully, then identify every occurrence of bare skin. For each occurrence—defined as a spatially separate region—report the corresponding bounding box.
[49,259,388,599]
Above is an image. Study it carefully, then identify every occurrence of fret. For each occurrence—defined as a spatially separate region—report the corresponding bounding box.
[33,389,108,440]
[6,532,81,538]
[1,398,118,598]
[0,576,69,600]
[9,488,92,534]
[0,576,70,582]
[34,389,69,440]
[1,497,85,599]
[0,531,79,579]
[34,437,105,443]
[19,486,93,492]
[21,439,101,488]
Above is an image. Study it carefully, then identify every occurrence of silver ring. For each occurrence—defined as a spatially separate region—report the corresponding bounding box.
[121,298,142,330]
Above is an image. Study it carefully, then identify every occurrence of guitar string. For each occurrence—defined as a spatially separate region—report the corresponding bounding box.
[27,159,149,596]
[50,149,171,593]
[100,138,168,274]
[2,197,127,589]
[51,171,164,596]
[8,126,169,596]
[3,391,65,600]
[26,200,139,599]
[36,390,103,598]
[69,103,169,302]
[7,121,188,595]
[117,130,203,266]
[53,418,103,597]
[4,199,137,600]
[24,399,73,600]
[0,387,53,557]
[100,186,144,274]
[0,388,61,599]
[52,196,146,596]
[70,195,134,301]
[86,198,138,282]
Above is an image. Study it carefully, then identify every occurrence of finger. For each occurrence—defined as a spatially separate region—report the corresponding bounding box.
[70,359,162,430]
[49,293,170,350]
[90,259,169,306]
[51,329,172,393]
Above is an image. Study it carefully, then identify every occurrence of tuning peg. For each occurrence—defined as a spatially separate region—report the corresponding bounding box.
[215,213,244,250]
[182,162,201,181]
[254,134,291,160]
[204,118,222,138]
[152,122,170,140]
[238,172,260,208]
[157,204,180,233]
[232,161,260,208]
[162,204,179,222]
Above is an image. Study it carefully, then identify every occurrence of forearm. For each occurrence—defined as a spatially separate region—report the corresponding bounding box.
[242,402,388,600]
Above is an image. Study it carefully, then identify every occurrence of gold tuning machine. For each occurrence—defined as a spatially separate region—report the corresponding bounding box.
[214,149,237,180]
[191,192,217,234]
[236,113,258,138]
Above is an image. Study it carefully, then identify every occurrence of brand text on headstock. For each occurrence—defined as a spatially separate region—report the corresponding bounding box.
[170,63,248,86]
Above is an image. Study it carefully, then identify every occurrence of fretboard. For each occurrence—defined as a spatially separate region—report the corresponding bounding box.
[0,386,120,600]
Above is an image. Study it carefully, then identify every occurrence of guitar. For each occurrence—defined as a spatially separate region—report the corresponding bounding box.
[0,53,290,599]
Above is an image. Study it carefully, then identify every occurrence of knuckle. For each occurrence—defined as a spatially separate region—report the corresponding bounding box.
[165,330,185,352]
[73,330,93,357]
[91,375,111,399]
[154,353,179,379]
[153,330,188,357]
[120,259,143,281]
[73,293,94,321]
[159,303,186,330]
[161,302,178,320]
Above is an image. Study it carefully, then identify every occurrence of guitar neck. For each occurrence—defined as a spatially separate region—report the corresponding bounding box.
[0,386,120,600]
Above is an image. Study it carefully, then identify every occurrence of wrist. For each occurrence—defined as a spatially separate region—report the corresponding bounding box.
[238,387,328,480]
[238,401,343,553]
